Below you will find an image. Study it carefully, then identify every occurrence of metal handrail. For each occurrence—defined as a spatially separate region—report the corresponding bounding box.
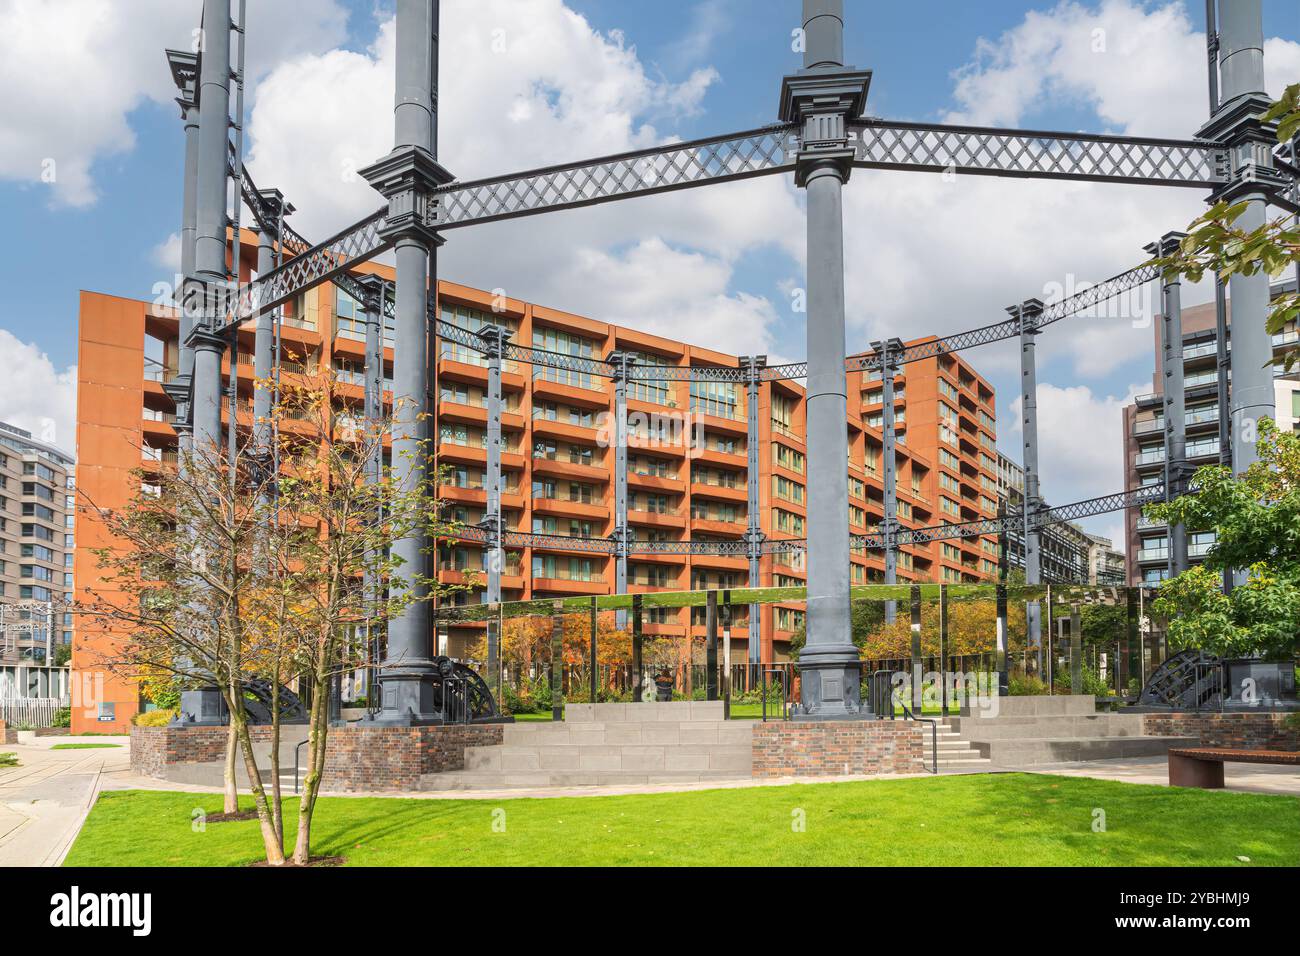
[897,701,939,774]
[293,737,308,795]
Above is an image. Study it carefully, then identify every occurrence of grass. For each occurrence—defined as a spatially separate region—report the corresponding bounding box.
[64,774,1300,868]
[50,743,122,750]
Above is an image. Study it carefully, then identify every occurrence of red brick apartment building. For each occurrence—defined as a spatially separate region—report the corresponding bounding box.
[74,231,1000,731]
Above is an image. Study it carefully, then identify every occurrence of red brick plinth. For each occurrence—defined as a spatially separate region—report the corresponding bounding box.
[752,720,925,778]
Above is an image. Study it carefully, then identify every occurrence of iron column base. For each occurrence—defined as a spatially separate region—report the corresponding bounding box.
[360,664,450,726]
[174,686,227,726]
[792,657,876,721]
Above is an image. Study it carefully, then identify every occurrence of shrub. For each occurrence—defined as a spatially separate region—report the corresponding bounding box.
[52,707,71,729]
[1053,665,1112,698]
[1008,671,1048,696]
[0,752,18,768]
[132,709,176,727]
[501,683,536,715]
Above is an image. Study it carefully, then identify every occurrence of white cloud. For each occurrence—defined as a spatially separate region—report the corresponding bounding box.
[150,232,181,272]
[1007,381,1144,510]
[244,0,800,358]
[0,330,77,456]
[842,0,1300,377]
[945,0,1300,136]
[0,0,348,207]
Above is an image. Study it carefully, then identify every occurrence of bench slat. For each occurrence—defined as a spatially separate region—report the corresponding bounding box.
[1168,747,1300,766]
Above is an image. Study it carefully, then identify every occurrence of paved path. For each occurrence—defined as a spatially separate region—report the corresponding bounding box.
[0,737,129,866]
[1027,755,1300,796]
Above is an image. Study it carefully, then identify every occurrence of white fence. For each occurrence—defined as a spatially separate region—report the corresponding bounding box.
[0,698,65,728]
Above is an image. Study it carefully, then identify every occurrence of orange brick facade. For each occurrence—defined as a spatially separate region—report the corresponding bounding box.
[74,231,998,731]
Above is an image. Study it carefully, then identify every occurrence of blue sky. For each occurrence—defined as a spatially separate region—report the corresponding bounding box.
[3,0,1298,544]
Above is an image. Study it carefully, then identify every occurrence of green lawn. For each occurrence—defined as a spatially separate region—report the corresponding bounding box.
[51,743,122,750]
[65,774,1299,867]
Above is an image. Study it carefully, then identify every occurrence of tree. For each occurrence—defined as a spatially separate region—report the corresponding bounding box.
[1151,86,1300,371]
[1147,418,1300,659]
[243,371,461,865]
[79,431,287,861]
[78,367,460,866]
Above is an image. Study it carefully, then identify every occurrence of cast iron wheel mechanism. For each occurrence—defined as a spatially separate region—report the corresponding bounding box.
[1139,648,1222,709]
[431,656,501,722]
[240,678,309,724]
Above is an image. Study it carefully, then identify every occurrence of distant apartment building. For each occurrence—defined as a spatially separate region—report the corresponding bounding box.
[0,421,76,673]
[995,452,1118,584]
[74,230,1003,731]
[1121,289,1300,585]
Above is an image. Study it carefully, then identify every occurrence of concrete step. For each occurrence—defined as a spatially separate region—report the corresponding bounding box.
[464,743,753,774]
[960,695,1097,718]
[420,768,749,791]
[976,734,1199,768]
[501,720,753,747]
[947,714,1145,739]
[564,701,725,723]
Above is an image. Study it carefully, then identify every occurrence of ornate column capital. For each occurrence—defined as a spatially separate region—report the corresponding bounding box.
[361,145,455,246]
[779,67,871,186]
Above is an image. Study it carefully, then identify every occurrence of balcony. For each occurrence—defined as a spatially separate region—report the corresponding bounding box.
[1137,548,1168,563]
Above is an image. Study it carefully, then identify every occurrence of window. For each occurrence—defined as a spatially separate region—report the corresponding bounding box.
[771,393,796,436]
[532,327,598,389]
[442,304,517,368]
[626,351,674,406]
[940,497,960,517]
[773,509,804,535]
[776,608,804,632]
[631,456,675,479]
[773,475,805,504]
[848,476,866,500]
[690,380,739,420]
[633,493,672,514]
[773,444,805,474]
[531,556,597,582]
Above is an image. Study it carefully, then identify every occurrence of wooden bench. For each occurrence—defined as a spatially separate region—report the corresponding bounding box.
[1167,747,1300,789]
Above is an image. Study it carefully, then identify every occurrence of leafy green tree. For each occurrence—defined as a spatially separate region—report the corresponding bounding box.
[1147,419,1300,658]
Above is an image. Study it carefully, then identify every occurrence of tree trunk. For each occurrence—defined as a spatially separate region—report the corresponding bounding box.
[231,707,285,865]
[292,674,331,865]
[269,662,283,849]
[222,721,239,814]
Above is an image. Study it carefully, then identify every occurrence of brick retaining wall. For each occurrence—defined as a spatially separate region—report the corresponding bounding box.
[130,724,280,778]
[131,722,505,793]
[1,721,70,744]
[322,724,504,792]
[1142,712,1300,750]
[752,720,925,778]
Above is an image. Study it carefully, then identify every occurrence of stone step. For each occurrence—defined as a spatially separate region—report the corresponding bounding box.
[960,695,1097,718]
[948,714,1145,739]
[976,734,1199,768]
[563,701,725,723]
[464,743,753,774]
[501,720,753,747]
[420,769,749,791]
